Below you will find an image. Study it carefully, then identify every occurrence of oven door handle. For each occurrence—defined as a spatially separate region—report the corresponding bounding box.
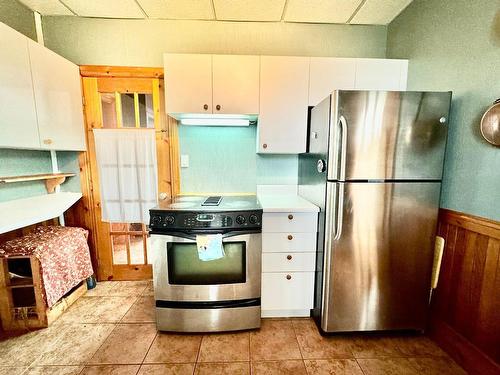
[149,229,261,241]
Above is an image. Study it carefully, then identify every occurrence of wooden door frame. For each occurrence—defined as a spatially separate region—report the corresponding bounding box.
[71,65,180,281]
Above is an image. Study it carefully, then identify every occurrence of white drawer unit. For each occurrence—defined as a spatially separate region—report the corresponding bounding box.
[262,212,318,233]
[260,204,318,318]
[262,232,316,253]
[261,272,315,315]
[262,252,315,273]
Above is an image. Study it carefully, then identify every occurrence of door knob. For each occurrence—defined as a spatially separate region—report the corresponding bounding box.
[203,104,208,110]
[262,143,268,149]
[317,159,326,173]
[216,104,221,111]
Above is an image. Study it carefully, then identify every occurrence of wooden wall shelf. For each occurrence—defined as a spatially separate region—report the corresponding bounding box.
[0,173,76,193]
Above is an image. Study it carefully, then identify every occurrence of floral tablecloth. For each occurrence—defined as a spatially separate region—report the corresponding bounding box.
[0,226,93,307]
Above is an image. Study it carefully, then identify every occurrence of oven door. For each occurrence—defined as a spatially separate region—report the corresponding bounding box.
[151,231,261,302]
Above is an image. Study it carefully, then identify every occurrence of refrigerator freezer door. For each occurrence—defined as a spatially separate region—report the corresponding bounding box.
[327,91,451,181]
[321,181,441,332]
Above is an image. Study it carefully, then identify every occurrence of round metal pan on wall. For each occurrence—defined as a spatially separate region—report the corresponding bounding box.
[480,99,500,146]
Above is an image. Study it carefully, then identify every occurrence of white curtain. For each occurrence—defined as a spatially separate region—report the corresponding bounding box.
[93,129,158,223]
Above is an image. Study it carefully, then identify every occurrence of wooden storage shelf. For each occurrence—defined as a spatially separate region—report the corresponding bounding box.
[0,173,76,193]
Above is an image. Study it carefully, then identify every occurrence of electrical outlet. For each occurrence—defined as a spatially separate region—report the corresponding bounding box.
[181,154,189,168]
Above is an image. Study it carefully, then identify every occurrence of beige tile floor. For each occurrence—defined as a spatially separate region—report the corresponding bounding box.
[0,281,468,375]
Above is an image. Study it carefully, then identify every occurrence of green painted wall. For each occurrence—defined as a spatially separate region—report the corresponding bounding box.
[387,0,500,221]
[0,0,35,40]
[42,16,387,193]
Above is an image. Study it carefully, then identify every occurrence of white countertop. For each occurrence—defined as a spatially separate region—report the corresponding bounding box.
[258,194,319,213]
[0,192,82,234]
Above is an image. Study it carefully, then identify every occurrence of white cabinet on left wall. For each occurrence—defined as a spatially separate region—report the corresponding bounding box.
[0,22,85,151]
[0,22,39,149]
[28,40,85,151]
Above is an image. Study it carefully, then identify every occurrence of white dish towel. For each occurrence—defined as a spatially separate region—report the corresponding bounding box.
[196,234,225,261]
[93,129,158,223]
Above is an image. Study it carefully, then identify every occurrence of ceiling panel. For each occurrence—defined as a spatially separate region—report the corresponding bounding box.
[18,0,73,15]
[213,0,286,21]
[284,0,363,24]
[138,0,214,19]
[63,0,145,18]
[350,0,413,25]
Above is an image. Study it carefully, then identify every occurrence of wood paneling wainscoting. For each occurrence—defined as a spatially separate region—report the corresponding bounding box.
[431,209,500,375]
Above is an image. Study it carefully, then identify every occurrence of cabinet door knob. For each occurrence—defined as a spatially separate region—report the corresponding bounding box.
[287,235,293,240]
[262,143,268,149]
[286,274,292,280]
[288,214,294,220]
[216,104,221,111]
[203,104,209,110]
[43,139,53,145]
[287,255,292,260]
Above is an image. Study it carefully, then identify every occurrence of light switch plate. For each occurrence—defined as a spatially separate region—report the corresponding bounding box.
[181,154,189,168]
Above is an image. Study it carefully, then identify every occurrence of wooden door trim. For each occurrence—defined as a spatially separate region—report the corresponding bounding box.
[80,65,164,79]
[439,208,500,239]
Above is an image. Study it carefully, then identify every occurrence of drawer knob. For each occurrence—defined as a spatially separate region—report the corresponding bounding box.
[288,214,294,220]
[287,234,293,240]
[263,143,268,149]
[287,255,292,260]
[203,104,209,110]
[286,274,292,280]
[216,104,221,111]
[43,139,53,145]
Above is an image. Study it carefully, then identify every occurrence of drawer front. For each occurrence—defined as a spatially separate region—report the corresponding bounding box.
[262,252,315,272]
[262,232,316,253]
[262,272,314,310]
[263,212,317,233]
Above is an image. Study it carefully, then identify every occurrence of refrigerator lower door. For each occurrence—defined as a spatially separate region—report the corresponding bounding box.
[321,181,441,332]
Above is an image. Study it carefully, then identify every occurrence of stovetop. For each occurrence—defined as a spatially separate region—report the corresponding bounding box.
[149,195,262,232]
[152,195,262,212]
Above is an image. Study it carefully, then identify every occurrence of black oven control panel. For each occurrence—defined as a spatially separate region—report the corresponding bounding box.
[149,210,262,232]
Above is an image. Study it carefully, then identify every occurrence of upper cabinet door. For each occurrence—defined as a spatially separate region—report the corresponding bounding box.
[164,53,212,115]
[355,59,408,91]
[259,56,310,154]
[212,55,260,115]
[0,23,40,149]
[28,40,86,151]
[309,57,356,106]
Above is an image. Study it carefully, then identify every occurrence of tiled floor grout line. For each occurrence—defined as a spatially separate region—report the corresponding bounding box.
[289,319,310,375]
[139,330,160,374]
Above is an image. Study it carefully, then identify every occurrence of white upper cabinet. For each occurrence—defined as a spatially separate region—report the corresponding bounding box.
[28,40,86,151]
[309,57,356,106]
[0,23,39,149]
[258,56,310,154]
[164,53,213,115]
[355,58,408,90]
[212,55,259,115]
[164,53,260,116]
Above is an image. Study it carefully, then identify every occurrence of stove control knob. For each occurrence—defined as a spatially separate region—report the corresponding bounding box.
[236,215,246,225]
[151,216,161,226]
[249,214,258,224]
[165,215,175,225]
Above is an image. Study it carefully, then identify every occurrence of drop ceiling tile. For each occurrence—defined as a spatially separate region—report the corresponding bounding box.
[63,0,145,18]
[18,0,73,15]
[138,0,214,20]
[350,0,413,25]
[284,0,363,24]
[213,0,286,21]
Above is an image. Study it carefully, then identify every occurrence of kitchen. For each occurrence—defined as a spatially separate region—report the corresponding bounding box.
[0,0,498,374]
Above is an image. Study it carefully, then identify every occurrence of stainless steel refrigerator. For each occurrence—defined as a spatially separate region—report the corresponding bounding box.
[299,90,452,333]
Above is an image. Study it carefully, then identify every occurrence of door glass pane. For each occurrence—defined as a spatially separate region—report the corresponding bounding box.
[121,93,136,128]
[101,93,118,128]
[167,242,246,285]
[141,94,154,128]
[129,223,143,232]
[130,235,145,264]
[112,235,128,264]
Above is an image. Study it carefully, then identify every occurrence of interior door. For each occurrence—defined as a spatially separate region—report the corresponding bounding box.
[322,181,441,332]
[79,67,180,281]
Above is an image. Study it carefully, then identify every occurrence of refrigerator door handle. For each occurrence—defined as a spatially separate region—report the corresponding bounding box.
[338,115,348,181]
[333,182,344,240]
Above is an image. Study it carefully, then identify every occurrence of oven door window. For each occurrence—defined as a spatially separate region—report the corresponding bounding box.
[167,241,246,285]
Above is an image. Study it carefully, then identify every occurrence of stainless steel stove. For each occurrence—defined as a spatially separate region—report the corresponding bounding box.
[149,195,262,332]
